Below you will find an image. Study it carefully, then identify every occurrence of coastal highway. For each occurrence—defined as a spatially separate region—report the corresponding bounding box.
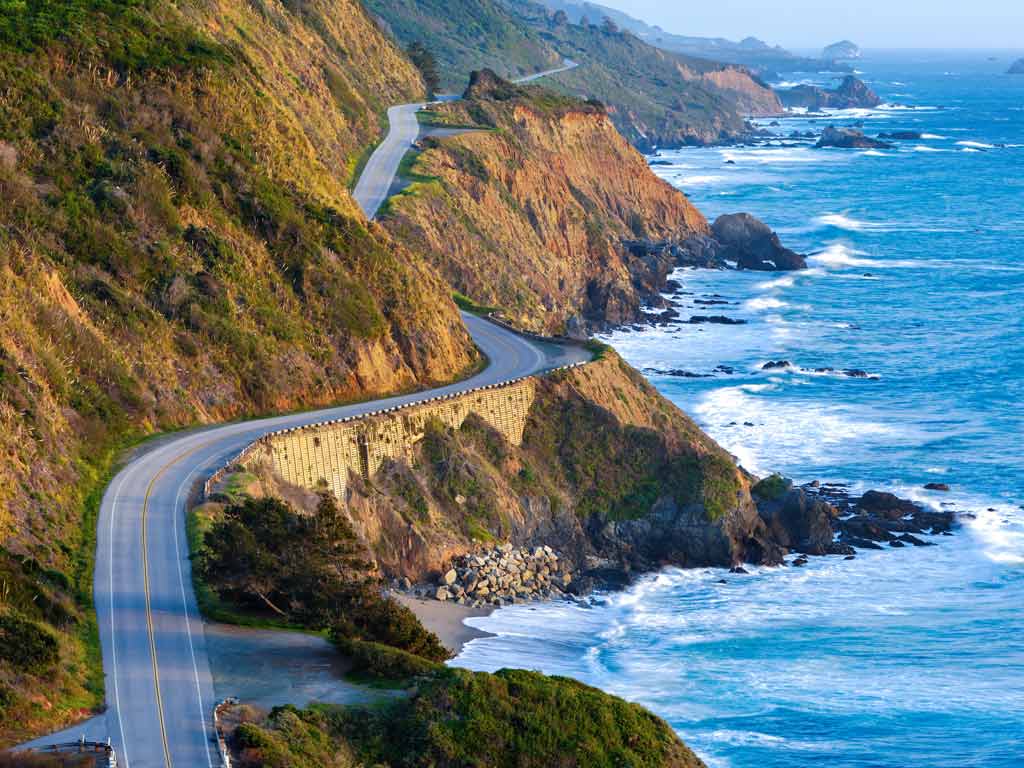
[22,56,586,765]
[351,58,577,219]
[24,313,589,765]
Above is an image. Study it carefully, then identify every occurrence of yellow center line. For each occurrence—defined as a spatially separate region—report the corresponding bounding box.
[140,440,215,767]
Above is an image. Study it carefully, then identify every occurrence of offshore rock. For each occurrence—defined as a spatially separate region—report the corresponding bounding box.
[779,75,881,110]
[816,126,894,150]
[710,213,808,270]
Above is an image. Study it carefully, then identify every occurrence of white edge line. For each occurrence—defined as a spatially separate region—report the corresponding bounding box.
[171,457,216,768]
[108,472,131,768]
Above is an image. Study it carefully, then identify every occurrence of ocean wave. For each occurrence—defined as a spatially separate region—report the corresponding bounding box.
[920,133,947,139]
[913,145,948,152]
[677,174,728,185]
[809,243,919,269]
[956,140,995,149]
[745,297,789,311]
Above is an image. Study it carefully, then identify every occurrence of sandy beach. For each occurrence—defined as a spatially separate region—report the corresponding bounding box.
[395,593,496,655]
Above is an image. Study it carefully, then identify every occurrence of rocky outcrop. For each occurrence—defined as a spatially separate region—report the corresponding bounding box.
[823,40,862,61]
[816,126,894,149]
[1009,59,1024,75]
[707,213,808,270]
[753,479,957,558]
[623,212,806,277]
[779,75,881,110]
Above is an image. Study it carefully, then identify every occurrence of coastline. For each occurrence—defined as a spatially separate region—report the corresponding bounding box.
[395,593,496,656]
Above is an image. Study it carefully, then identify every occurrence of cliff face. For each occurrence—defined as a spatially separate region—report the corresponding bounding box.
[0,0,476,741]
[383,74,708,333]
[253,352,781,585]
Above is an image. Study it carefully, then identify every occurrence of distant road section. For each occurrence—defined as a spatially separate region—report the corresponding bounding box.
[352,59,579,219]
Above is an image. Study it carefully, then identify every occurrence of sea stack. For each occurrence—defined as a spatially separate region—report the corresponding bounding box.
[1009,59,1024,75]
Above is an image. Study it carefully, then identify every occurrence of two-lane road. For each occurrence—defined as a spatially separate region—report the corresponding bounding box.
[26,314,588,765]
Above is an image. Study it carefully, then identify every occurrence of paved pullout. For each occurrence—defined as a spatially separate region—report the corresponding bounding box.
[351,59,578,219]
[23,314,588,765]
[24,57,585,766]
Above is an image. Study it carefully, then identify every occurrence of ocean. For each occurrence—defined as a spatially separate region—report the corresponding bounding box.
[452,51,1024,767]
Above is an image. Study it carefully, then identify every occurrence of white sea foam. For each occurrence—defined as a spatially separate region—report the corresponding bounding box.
[745,297,788,311]
[815,213,869,231]
[920,133,947,139]
[956,140,995,149]
[913,145,947,152]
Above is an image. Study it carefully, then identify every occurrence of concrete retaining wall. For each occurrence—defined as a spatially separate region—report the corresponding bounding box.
[209,363,585,500]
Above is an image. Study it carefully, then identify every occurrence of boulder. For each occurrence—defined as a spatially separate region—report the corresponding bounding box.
[924,482,950,492]
[711,213,808,271]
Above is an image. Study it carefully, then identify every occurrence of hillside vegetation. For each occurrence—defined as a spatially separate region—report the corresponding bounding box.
[383,71,707,333]
[367,0,779,147]
[506,0,780,147]
[227,668,707,767]
[0,0,478,742]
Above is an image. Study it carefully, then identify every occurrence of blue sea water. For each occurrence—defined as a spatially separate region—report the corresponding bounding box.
[454,52,1024,767]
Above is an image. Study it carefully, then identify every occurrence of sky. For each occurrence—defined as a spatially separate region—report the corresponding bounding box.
[593,0,1024,50]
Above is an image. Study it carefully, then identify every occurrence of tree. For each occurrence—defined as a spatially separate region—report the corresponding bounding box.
[406,41,440,99]
[601,16,619,35]
[551,9,568,26]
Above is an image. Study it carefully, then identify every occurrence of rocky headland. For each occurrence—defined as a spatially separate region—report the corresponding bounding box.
[778,75,881,111]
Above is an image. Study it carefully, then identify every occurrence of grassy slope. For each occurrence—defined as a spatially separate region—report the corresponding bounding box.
[0,0,478,744]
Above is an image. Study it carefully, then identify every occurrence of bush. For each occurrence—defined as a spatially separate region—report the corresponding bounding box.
[0,613,60,674]
[331,637,441,680]
[751,473,792,501]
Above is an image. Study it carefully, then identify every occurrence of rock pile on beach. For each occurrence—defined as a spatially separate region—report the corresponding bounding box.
[426,544,573,607]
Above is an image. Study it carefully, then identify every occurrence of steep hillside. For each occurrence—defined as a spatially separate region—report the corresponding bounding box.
[0,0,477,742]
[507,0,780,147]
[367,0,780,148]
[364,0,562,90]
[382,71,708,334]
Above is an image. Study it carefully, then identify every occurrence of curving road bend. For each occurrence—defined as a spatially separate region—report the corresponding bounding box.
[24,314,588,765]
[22,56,586,766]
[352,59,578,219]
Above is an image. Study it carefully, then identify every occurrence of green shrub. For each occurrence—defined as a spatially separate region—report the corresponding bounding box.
[751,473,792,501]
[331,637,441,680]
[0,613,60,673]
